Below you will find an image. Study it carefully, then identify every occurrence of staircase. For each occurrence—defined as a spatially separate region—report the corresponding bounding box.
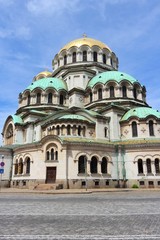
[33,183,63,191]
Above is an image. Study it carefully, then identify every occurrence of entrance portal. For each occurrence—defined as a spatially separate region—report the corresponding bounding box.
[46,167,56,183]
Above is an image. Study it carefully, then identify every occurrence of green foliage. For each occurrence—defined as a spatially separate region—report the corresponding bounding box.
[132,184,139,188]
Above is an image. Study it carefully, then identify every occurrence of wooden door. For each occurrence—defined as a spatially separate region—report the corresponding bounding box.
[46,167,56,183]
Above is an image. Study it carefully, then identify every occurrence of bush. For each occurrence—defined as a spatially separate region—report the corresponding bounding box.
[132,184,139,188]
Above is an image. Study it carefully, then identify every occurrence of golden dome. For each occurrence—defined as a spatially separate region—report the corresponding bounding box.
[59,37,111,53]
[35,71,52,80]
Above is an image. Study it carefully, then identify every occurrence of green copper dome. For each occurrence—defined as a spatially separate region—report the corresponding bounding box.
[87,71,138,88]
[121,107,160,122]
[58,114,93,123]
[26,77,67,92]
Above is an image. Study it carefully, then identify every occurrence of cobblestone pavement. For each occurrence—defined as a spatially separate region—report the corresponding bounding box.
[0,190,160,240]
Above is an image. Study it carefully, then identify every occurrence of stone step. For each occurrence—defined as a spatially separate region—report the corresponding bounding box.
[33,183,62,190]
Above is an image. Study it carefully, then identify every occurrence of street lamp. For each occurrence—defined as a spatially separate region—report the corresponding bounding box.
[84,156,87,191]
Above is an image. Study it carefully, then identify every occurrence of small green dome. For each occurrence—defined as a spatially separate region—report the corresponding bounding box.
[121,107,160,122]
[87,71,138,88]
[26,77,67,92]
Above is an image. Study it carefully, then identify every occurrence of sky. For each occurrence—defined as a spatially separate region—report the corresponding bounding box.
[0,0,160,145]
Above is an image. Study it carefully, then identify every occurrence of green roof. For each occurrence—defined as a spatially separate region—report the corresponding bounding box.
[25,77,67,92]
[87,71,138,88]
[12,115,23,124]
[58,114,94,122]
[121,107,160,122]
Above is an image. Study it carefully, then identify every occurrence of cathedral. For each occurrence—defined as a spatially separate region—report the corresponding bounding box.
[1,36,160,189]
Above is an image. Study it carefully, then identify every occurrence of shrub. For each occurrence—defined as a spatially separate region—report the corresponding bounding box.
[132,184,139,188]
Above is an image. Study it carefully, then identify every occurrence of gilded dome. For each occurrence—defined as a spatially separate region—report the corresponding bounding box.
[35,71,52,80]
[59,37,111,53]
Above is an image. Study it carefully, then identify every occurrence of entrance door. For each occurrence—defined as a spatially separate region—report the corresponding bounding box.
[46,167,56,183]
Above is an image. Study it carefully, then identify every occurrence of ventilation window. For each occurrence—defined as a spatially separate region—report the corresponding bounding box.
[99,76,102,78]
[50,81,53,83]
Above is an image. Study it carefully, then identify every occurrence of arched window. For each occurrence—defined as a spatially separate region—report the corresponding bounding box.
[83,126,86,137]
[103,54,106,64]
[27,94,31,105]
[51,148,54,160]
[18,159,23,175]
[36,93,41,104]
[55,151,58,161]
[48,93,53,104]
[93,51,97,62]
[64,55,67,65]
[72,52,76,63]
[26,158,30,174]
[101,157,108,174]
[78,126,81,136]
[67,125,71,135]
[60,94,64,105]
[149,120,154,136]
[110,58,113,66]
[133,87,137,99]
[138,159,143,174]
[146,158,152,174]
[83,51,87,61]
[90,156,97,174]
[104,127,108,138]
[46,151,50,161]
[110,86,114,98]
[122,86,127,97]
[98,88,102,100]
[90,92,92,103]
[132,121,138,137]
[78,156,86,174]
[155,158,160,174]
[56,125,60,135]
[14,160,18,175]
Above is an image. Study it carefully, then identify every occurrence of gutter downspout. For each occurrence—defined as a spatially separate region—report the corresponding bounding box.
[115,145,120,188]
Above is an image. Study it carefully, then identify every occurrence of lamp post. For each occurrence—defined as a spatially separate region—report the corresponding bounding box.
[0,155,4,191]
[84,156,87,191]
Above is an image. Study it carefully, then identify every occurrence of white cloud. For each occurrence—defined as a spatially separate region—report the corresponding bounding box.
[26,0,81,15]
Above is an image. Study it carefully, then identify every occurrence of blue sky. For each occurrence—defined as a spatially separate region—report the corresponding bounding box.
[0,0,160,145]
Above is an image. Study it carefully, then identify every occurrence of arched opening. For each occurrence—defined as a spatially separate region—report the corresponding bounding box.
[83,51,87,61]
[122,86,127,97]
[103,54,106,64]
[90,92,92,103]
[18,159,23,175]
[36,93,41,104]
[101,157,108,174]
[51,148,54,160]
[132,121,138,137]
[146,158,152,174]
[27,94,31,105]
[93,51,97,62]
[72,52,76,63]
[138,159,143,174]
[133,87,137,99]
[67,125,71,135]
[64,55,67,65]
[55,151,58,161]
[78,156,86,174]
[48,92,53,104]
[78,126,81,136]
[56,125,60,135]
[155,158,160,174]
[90,156,98,174]
[46,151,50,161]
[59,94,64,105]
[149,120,154,136]
[98,88,102,100]
[14,160,18,175]
[110,86,114,98]
[104,127,108,138]
[26,157,30,174]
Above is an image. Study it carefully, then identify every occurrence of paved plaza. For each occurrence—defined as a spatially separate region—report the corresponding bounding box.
[0,190,160,239]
